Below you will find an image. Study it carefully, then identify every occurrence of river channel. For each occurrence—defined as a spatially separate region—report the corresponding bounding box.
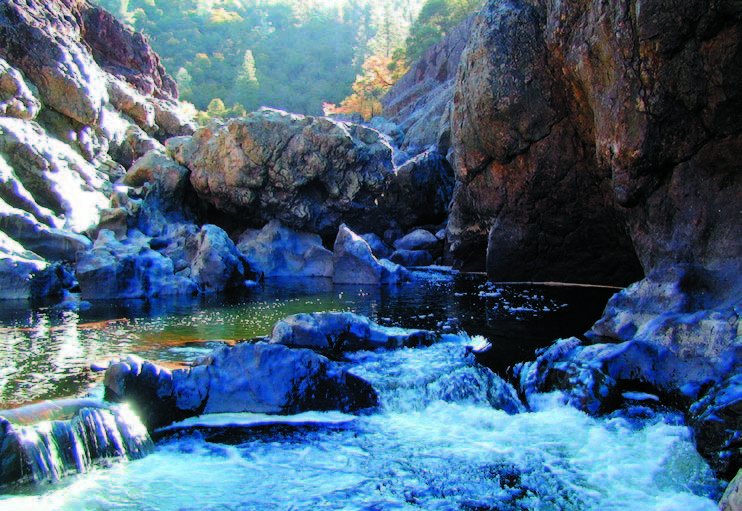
[0,271,724,509]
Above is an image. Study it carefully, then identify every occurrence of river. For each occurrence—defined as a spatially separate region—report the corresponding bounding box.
[0,271,724,509]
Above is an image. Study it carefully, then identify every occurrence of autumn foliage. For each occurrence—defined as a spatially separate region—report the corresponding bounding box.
[328,54,407,120]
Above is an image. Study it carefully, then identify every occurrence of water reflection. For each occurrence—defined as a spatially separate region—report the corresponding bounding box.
[0,272,616,407]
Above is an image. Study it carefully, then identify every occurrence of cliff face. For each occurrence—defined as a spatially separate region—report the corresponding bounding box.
[446,0,742,477]
[0,0,194,298]
[448,0,742,284]
[381,15,476,155]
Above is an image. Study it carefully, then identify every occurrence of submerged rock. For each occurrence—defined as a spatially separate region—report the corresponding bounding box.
[269,312,439,356]
[103,344,379,431]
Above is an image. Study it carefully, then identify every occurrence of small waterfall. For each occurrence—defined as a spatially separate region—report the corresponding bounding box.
[0,401,154,488]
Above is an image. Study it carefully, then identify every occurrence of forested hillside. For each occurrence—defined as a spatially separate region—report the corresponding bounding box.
[94,0,480,119]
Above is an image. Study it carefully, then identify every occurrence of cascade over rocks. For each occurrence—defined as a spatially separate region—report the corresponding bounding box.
[103,344,379,431]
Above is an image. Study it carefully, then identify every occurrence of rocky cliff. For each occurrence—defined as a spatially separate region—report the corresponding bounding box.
[382,15,476,156]
[447,0,741,286]
[441,0,742,480]
[0,0,195,299]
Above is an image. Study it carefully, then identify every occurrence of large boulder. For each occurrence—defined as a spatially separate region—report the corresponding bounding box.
[375,149,456,231]
[171,109,395,238]
[332,224,411,285]
[103,344,379,431]
[236,219,334,278]
[269,312,439,356]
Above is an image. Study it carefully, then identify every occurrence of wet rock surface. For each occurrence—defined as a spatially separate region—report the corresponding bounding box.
[103,344,379,431]
[269,312,439,358]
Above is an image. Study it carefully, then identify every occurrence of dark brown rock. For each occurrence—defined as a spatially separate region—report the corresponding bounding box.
[448,0,742,285]
[80,4,178,101]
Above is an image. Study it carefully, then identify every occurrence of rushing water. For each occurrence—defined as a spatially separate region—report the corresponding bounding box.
[0,272,725,509]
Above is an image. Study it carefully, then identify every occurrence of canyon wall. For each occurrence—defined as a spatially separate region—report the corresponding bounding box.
[447,0,741,285]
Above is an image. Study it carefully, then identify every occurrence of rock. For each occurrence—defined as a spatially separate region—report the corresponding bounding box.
[106,76,156,130]
[367,117,404,147]
[390,249,434,267]
[720,469,742,510]
[689,374,742,480]
[0,0,109,126]
[394,229,440,253]
[236,219,333,278]
[0,198,92,261]
[0,118,110,233]
[122,150,194,218]
[109,124,165,170]
[332,224,411,285]
[184,224,254,293]
[29,263,76,300]
[76,229,198,299]
[103,355,181,431]
[103,344,379,431]
[0,233,47,300]
[585,265,741,402]
[0,58,40,120]
[447,0,644,281]
[269,312,439,356]
[81,6,177,101]
[151,98,198,139]
[447,0,742,283]
[360,233,392,259]
[376,149,456,231]
[172,109,394,238]
[382,15,475,154]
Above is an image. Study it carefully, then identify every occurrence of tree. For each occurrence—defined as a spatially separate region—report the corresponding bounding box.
[334,54,406,120]
[405,0,479,63]
[231,50,260,112]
